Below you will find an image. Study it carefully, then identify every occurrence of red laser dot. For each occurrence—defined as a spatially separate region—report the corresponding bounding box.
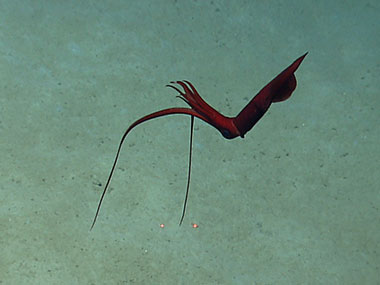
[192,223,199,228]
[160,224,165,228]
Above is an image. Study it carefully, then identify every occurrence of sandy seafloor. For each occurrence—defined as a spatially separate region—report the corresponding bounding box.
[0,1,378,284]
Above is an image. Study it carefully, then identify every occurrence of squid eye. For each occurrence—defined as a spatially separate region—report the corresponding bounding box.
[221,129,232,139]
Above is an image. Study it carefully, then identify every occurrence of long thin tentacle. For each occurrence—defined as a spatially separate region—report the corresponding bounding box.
[179,115,194,225]
[90,108,207,230]
[90,129,125,230]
